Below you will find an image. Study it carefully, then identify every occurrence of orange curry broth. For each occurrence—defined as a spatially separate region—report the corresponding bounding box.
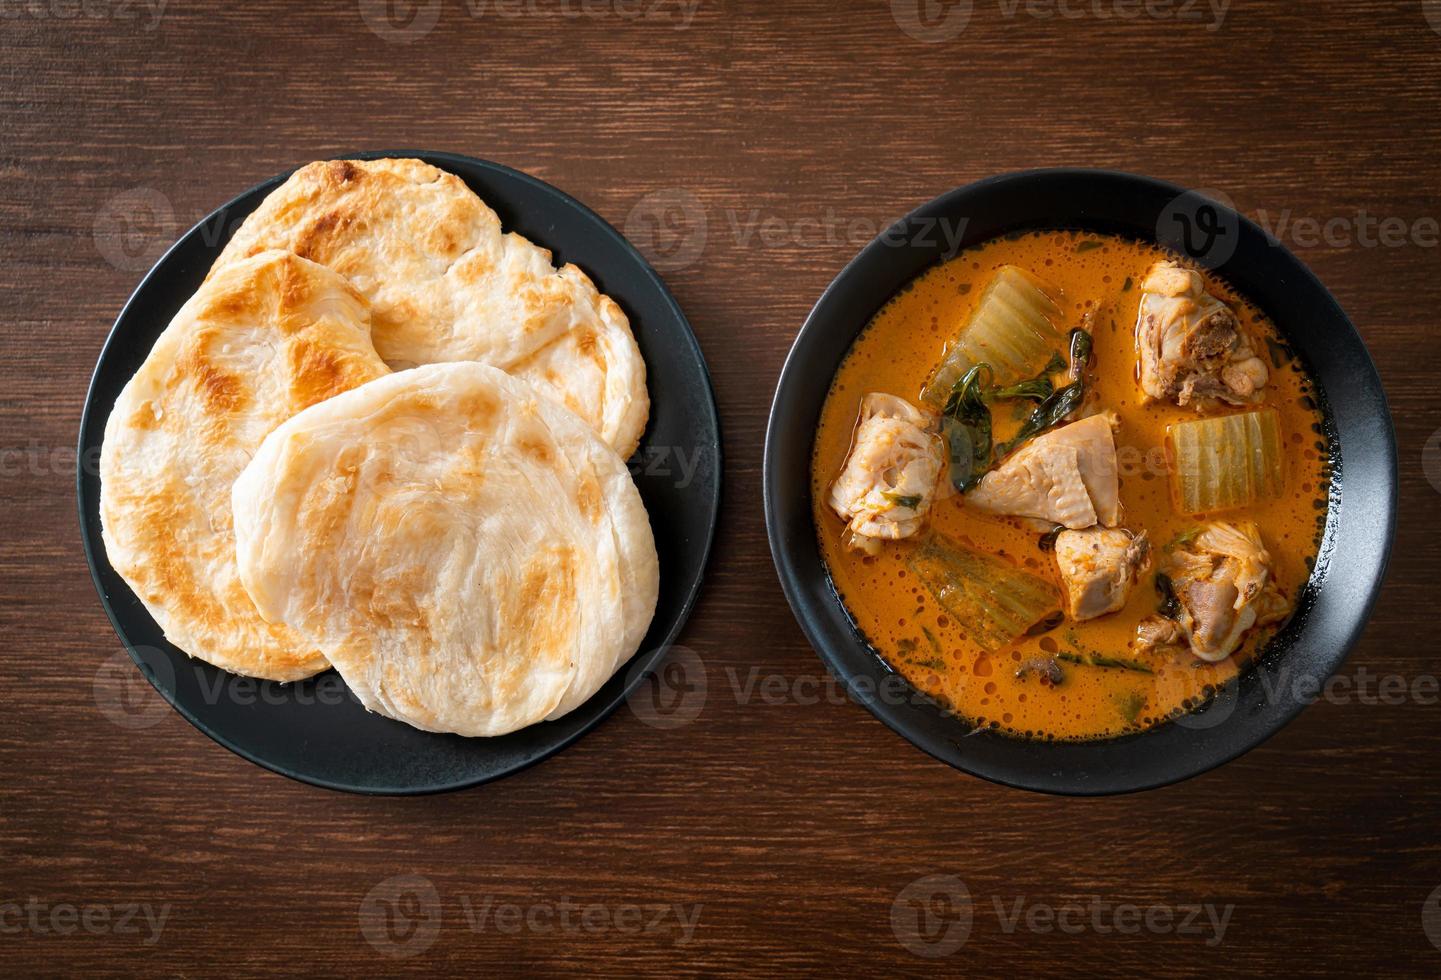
[811,230,1330,741]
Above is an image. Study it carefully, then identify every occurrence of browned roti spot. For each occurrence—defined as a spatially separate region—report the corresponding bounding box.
[206,284,261,322]
[363,564,428,631]
[576,472,602,524]
[117,485,228,634]
[501,548,577,662]
[456,389,500,427]
[520,296,562,336]
[127,399,161,430]
[572,329,608,371]
[459,251,493,279]
[176,345,246,414]
[286,339,368,409]
[425,433,489,499]
[277,258,313,311]
[407,394,441,417]
[328,160,361,185]
[433,228,460,256]
[293,210,346,261]
[299,446,362,549]
[515,435,553,465]
[222,577,261,616]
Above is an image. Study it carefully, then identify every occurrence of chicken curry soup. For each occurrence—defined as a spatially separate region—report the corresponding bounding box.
[812,230,1330,741]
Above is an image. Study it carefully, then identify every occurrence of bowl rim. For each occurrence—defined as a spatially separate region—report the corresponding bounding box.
[76,149,723,794]
[764,167,1397,795]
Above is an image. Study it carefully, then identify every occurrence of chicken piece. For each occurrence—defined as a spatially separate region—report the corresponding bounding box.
[1135,261,1269,408]
[1136,521,1290,662]
[1054,528,1151,621]
[828,393,945,553]
[966,413,1120,529]
[1135,616,1184,650]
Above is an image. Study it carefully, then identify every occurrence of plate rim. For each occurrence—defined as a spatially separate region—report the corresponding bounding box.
[76,149,722,795]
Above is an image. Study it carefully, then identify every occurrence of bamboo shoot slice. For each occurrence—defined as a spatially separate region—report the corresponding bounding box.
[1168,409,1285,514]
[908,534,1062,653]
[920,266,1063,407]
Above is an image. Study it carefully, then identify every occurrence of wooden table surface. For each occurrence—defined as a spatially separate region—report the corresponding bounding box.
[5,0,1441,975]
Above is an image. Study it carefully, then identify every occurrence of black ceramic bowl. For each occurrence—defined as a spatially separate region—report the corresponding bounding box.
[78,151,721,794]
[765,169,1395,795]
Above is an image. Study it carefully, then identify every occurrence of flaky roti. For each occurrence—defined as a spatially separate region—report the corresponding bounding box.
[231,362,660,737]
[210,157,650,458]
[100,250,391,680]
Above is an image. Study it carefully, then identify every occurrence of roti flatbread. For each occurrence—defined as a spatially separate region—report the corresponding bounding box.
[210,157,649,458]
[99,250,391,680]
[230,362,660,736]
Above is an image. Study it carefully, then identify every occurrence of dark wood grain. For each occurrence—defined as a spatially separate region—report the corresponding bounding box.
[4,0,1441,974]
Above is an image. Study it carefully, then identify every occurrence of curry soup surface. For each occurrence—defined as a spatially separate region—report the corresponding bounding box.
[811,230,1330,741]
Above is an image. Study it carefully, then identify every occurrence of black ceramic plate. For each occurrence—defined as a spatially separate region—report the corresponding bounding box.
[765,169,1396,796]
[78,151,720,795]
